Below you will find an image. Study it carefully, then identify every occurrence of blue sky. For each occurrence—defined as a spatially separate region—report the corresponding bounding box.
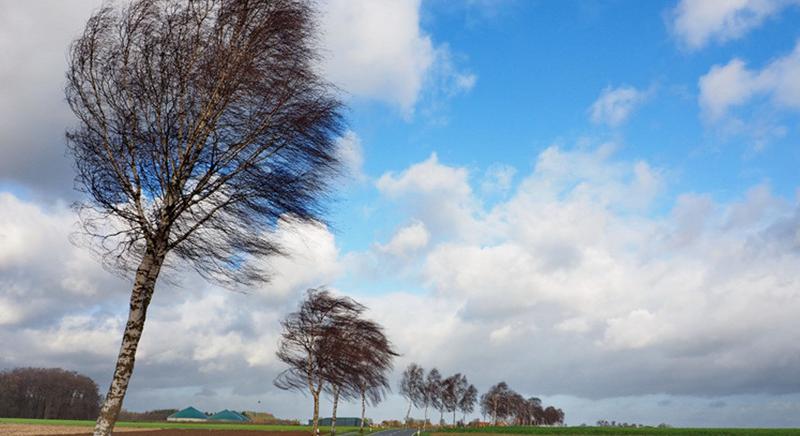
[331,0,800,255]
[2,0,800,428]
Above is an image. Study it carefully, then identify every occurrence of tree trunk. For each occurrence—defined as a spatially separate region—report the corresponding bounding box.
[453,409,456,427]
[93,246,164,436]
[359,389,366,433]
[331,385,339,435]
[312,390,321,436]
[405,400,412,426]
[423,405,428,430]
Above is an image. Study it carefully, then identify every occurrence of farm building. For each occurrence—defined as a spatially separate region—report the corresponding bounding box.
[167,406,208,422]
[209,409,251,422]
[310,417,365,427]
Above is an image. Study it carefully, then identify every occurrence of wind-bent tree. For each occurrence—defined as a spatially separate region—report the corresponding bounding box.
[399,363,424,425]
[480,382,513,425]
[425,368,442,428]
[274,289,362,436]
[65,1,343,435]
[442,373,467,426]
[458,384,477,424]
[326,308,397,435]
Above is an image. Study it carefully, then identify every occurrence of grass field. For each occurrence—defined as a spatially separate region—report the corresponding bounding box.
[0,417,363,432]
[431,426,800,436]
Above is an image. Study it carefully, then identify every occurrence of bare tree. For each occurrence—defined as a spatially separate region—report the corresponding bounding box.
[399,363,424,425]
[274,289,363,435]
[0,368,100,420]
[480,382,513,425]
[65,1,344,434]
[458,384,477,424]
[326,310,397,435]
[442,373,467,426]
[424,368,442,428]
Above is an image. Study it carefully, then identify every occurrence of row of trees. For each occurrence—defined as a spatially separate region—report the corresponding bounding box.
[399,364,478,428]
[480,382,564,426]
[274,289,397,435]
[0,367,100,419]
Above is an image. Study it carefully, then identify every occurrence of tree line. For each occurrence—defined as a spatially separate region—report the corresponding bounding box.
[400,366,564,427]
[274,288,397,435]
[480,382,564,426]
[399,364,477,428]
[0,367,100,419]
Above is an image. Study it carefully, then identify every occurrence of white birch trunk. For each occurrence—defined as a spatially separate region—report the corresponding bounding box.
[331,385,339,435]
[359,389,366,433]
[93,246,165,436]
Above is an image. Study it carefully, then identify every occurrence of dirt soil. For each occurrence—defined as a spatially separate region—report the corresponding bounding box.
[79,431,309,436]
[0,424,156,435]
[0,424,313,435]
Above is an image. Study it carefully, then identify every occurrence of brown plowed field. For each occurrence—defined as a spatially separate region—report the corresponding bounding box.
[0,425,311,436]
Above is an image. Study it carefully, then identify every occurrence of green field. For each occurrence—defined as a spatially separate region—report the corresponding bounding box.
[0,417,364,432]
[431,426,800,436]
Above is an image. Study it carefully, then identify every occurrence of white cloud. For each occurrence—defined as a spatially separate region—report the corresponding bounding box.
[319,0,474,115]
[376,153,480,238]
[600,309,668,350]
[489,324,514,343]
[670,0,799,50]
[589,85,648,127]
[698,41,800,124]
[369,144,800,401]
[377,221,430,257]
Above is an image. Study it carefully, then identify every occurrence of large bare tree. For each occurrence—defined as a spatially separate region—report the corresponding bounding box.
[64,1,344,435]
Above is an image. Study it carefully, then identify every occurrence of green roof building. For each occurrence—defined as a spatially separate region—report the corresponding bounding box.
[208,409,251,422]
[167,406,208,422]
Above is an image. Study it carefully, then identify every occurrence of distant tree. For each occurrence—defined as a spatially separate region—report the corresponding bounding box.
[425,368,443,427]
[334,310,397,434]
[541,406,564,426]
[0,368,100,419]
[65,1,344,435]
[480,382,513,425]
[274,289,364,435]
[399,363,425,424]
[458,384,478,424]
[442,373,468,426]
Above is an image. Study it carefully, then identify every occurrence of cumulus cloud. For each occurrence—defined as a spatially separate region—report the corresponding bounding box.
[670,0,799,50]
[699,41,800,120]
[376,221,430,257]
[319,0,474,115]
[376,153,481,239]
[589,85,649,127]
[370,144,800,402]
